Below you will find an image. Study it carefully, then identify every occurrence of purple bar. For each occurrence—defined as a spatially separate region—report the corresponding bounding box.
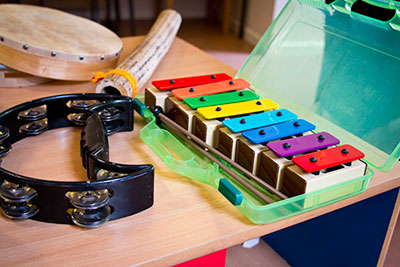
[267,132,340,157]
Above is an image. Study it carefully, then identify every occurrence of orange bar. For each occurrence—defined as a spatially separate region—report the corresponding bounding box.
[171,79,251,100]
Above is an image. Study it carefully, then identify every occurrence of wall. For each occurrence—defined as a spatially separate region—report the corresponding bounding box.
[23,0,287,45]
[230,0,276,45]
[229,0,290,45]
[21,0,207,20]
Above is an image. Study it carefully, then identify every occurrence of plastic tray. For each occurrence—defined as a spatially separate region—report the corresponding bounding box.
[138,0,400,224]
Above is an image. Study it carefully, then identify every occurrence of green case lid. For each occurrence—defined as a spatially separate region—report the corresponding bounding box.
[237,0,400,172]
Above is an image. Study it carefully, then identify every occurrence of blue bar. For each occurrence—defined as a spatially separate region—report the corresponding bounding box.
[222,109,298,133]
[242,119,316,144]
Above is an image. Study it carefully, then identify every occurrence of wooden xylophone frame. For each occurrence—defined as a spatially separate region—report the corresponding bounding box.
[140,75,373,224]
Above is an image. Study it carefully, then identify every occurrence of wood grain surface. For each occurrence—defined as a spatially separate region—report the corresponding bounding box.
[0,4,122,80]
[0,65,52,87]
[0,36,399,266]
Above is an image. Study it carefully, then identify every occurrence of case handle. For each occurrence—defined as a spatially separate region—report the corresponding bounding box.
[325,0,400,30]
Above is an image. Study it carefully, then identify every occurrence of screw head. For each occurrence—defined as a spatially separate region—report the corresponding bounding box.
[100,55,105,60]
[283,142,291,148]
[318,134,325,141]
[293,121,300,127]
[229,81,234,85]
[276,111,282,116]
[0,37,4,42]
[51,51,56,57]
[240,119,246,124]
[189,88,194,92]
[169,80,175,84]
[256,101,262,105]
[23,44,29,50]
[200,97,206,102]
[211,74,216,78]
[259,129,266,135]
[216,107,222,111]
[309,157,317,163]
[238,92,244,96]
[341,148,349,154]
[79,55,84,60]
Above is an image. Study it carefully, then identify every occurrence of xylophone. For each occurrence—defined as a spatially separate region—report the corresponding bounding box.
[145,73,368,202]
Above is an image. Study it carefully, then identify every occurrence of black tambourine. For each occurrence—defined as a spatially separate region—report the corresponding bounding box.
[0,94,154,227]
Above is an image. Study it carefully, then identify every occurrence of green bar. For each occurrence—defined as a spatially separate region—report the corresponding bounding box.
[218,178,243,206]
[183,90,259,109]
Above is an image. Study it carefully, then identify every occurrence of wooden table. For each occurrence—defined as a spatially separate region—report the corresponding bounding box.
[0,37,399,266]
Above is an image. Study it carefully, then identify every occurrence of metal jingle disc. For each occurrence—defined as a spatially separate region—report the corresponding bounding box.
[66,189,110,210]
[70,206,111,228]
[0,141,11,157]
[19,119,48,135]
[96,169,127,180]
[68,113,88,126]
[99,107,120,122]
[69,100,99,110]
[0,180,37,202]
[104,120,120,135]
[0,125,10,142]
[1,201,39,219]
[17,106,47,121]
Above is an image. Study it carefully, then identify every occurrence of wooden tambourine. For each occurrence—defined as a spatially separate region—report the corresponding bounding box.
[0,4,123,81]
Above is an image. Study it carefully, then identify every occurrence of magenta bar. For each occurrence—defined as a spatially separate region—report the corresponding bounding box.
[267,132,340,157]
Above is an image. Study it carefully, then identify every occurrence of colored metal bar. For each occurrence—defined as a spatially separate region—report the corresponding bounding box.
[292,144,364,173]
[222,109,298,133]
[242,119,316,144]
[183,90,259,109]
[197,99,279,120]
[267,132,340,157]
[152,73,232,91]
[171,78,250,100]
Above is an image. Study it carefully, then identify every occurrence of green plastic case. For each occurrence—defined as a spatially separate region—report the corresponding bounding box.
[138,0,400,224]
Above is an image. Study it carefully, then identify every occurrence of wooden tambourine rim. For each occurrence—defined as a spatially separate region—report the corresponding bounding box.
[0,36,121,63]
[0,44,119,81]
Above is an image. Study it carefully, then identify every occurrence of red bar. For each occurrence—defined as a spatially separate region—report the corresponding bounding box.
[292,145,364,173]
[152,73,232,91]
[172,78,251,100]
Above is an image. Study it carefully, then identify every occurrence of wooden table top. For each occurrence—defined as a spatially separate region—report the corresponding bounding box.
[0,36,399,266]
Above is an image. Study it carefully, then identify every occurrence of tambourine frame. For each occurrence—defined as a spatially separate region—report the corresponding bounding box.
[0,94,154,225]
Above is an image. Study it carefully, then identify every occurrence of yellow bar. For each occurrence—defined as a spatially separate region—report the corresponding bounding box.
[197,99,279,119]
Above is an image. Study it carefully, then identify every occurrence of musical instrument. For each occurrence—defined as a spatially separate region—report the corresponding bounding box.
[0,94,154,227]
[95,9,182,97]
[141,72,371,222]
[0,4,122,81]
